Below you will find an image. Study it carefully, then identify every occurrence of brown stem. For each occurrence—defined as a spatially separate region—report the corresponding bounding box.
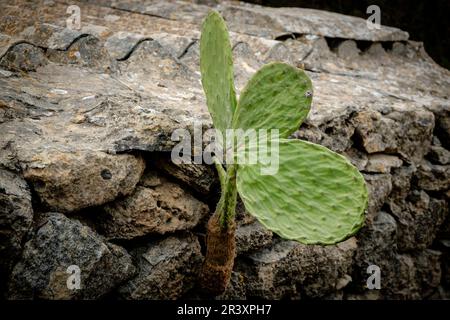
[200,209,236,295]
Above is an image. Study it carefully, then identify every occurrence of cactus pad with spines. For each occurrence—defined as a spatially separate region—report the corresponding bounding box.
[236,139,368,245]
[200,11,237,134]
[233,62,313,138]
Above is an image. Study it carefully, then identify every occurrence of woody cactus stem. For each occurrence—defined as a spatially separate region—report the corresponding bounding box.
[200,165,237,295]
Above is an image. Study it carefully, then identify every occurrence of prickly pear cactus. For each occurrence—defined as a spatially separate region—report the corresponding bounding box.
[200,10,368,245]
[200,11,237,134]
[233,62,312,138]
[236,139,367,244]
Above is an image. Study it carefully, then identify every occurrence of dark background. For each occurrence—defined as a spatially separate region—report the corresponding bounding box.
[244,0,450,70]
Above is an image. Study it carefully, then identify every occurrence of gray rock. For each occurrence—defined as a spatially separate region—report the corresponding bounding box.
[353,109,434,164]
[0,0,448,301]
[217,271,247,300]
[336,40,360,60]
[153,154,217,195]
[23,151,145,213]
[235,220,273,255]
[363,173,392,223]
[118,233,203,299]
[96,178,209,240]
[0,43,48,72]
[352,211,398,293]
[344,148,368,171]
[364,154,403,173]
[389,190,448,251]
[427,145,450,165]
[138,169,162,188]
[7,212,135,299]
[220,4,408,41]
[383,250,441,299]
[352,211,444,299]
[233,237,357,299]
[0,169,33,288]
[412,249,442,298]
[389,165,416,202]
[414,161,450,192]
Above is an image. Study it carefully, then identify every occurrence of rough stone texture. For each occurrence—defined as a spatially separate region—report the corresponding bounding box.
[24,151,145,212]
[230,237,357,299]
[388,190,448,251]
[0,0,449,300]
[364,154,403,173]
[0,169,33,291]
[414,161,450,192]
[95,177,209,240]
[7,212,135,300]
[235,220,273,255]
[152,153,217,195]
[118,233,202,300]
[363,173,392,223]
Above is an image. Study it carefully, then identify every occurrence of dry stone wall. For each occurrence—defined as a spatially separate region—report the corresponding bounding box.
[0,0,449,299]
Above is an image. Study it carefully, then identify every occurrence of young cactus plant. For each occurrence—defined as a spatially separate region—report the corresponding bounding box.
[199,11,368,295]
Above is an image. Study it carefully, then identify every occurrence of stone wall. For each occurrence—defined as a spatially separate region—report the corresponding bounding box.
[0,0,449,299]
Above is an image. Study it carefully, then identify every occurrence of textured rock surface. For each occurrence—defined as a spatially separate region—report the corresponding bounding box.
[7,212,135,299]
[0,0,449,300]
[96,177,209,240]
[24,151,145,212]
[118,234,202,300]
[235,220,273,255]
[227,237,357,299]
[0,169,33,291]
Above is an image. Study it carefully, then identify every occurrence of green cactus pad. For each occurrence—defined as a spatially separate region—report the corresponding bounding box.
[200,10,237,133]
[236,139,368,245]
[232,62,312,138]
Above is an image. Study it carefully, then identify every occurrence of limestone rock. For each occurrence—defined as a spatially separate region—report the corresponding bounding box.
[95,178,209,240]
[23,151,145,213]
[118,234,202,299]
[365,154,403,173]
[7,212,135,299]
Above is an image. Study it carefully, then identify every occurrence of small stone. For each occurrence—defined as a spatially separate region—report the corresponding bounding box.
[365,154,402,173]
[427,145,450,165]
[336,40,360,60]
